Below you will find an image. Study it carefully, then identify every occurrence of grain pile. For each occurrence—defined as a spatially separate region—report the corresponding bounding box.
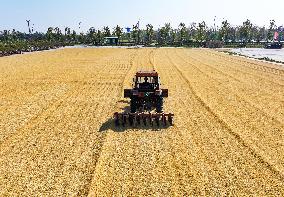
[0,48,283,196]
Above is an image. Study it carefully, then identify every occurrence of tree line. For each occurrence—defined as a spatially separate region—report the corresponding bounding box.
[0,19,283,56]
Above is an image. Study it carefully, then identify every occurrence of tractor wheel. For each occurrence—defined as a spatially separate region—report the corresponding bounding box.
[122,115,127,127]
[168,116,173,126]
[137,116,141,125]
[129,115,134,126]
[156,97,163,113]
[115,118,120,127]
[130,98,137,113]
[155,117,160,126]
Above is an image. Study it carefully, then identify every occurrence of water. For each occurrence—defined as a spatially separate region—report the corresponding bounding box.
[231,48,284,62]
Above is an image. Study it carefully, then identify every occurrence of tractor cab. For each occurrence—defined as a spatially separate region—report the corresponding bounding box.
[133,71,160,90]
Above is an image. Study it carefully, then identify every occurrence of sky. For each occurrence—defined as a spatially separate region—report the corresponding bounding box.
[0,0,283,33]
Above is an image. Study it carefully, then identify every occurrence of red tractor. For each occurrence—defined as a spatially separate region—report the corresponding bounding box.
[114,70,174,126]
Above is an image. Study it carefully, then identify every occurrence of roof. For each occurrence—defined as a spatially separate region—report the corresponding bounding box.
[135,70,158,77]
[104,36,118,39]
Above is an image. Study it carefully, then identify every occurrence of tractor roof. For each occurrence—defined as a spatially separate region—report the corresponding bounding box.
[135,70,158,77]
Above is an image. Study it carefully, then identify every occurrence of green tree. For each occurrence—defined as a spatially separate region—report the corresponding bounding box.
[71,30,77,42]
[251,26,264,42]
[113,25,123,43]
[164,23,172,43]
[267,19,276,41]
[103,26,111,37]
[96,30,103,45]
[219,20,230,42]
[169,29,177,45]
[63,27,71,43]
[188,23,197,40]
[145,24,154,45]
[113,25,123,37]
[46,27,54,41]
[240,19,253,42]
[131,23,140,44]
[64,27,71,35]
[195,21,207,43]
[157,23,172,45]
[178,22,187,45]
[157,27,165,45]
[54,27,61,35]
[87,27,96,44]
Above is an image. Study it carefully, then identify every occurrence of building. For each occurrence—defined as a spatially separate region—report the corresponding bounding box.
[104,36,119,46]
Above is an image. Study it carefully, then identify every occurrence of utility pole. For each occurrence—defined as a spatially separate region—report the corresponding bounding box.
[26,20,31,34]
[214,16,217,40]
[79,22,82,33]
[137,19,140,44]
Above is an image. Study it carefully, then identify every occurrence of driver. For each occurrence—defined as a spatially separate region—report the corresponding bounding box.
[142,77,150,88]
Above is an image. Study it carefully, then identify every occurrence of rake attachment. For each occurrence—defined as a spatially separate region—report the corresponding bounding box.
[114,112,174,127]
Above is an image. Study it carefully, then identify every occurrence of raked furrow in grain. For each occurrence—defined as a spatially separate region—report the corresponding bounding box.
[0,48,136,196]
[177,49,284,123]
[173,49,284,175]
[0,48,283,196]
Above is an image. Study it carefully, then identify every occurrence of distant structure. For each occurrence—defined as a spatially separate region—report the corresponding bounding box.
[125,27,131,33]
[78,22,82,33]
[104,36,119,45]
[26,20,31,34]
[264,31,283,49]
[32,24,35,33]
[264,42,282,49]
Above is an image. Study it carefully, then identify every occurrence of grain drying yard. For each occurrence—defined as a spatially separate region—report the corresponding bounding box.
[0,48,283,196]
